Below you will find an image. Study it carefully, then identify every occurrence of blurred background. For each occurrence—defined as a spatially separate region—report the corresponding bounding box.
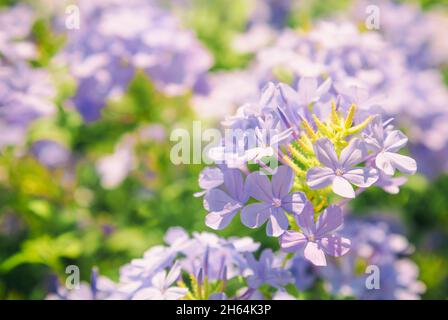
[0,0,447,299]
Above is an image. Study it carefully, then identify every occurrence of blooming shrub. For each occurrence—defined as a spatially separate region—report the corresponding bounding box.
[0,0,447,301]
[198,80,416,268]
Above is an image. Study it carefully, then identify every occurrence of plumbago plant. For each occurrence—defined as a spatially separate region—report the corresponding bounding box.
[47,78,418,300]
[196,78,417,273]
[48,227,291,300]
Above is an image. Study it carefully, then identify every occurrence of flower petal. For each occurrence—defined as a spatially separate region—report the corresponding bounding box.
[132,288,162,300]
[386,152,417,175]
[319,235,351,257]
[197,167,223,191]
[298,77,318,104]
[375,152,395,175]
[245,171,274,202]
[204,188,235,212]
[384,130,408,153]
[295,201,316,236]
[240,203,271,229]
[332,176,355,198]
[313,138,339,170]
[165,261,182,287]
[316,205,343,237]
[279,230,308,252]
[306,167,335,189]
[272,166,294,198]
[223,168,248,203]
[343,167,378,187]
[164,287,188,300]
[376,152,417,175]
[304,242,327,266]
[205,203,241,230]
[266,208,289,237]
[281,191,307,215]
[340,138,367,170]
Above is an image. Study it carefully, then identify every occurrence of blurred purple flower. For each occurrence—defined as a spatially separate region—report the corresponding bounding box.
[245,249,291,289]
[31,140,71,168]
[57,0,212,122]
[132,262,187,300]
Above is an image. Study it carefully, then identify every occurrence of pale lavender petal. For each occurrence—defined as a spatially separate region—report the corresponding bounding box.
[343,167,378,187]
[319,235,351,257]
[271,166,294,198]
[340,138,367,170]
[241,203,271,229]
[198,167,223,191]
[383,130,408,153]
[332,176,356,198]
[165,262,182,286]
[385,152,417,175]
[376,174,407,194]
[246,171,274,202]
[295,201,316,236]
[363,115,384,152]
[376,152,417,175]
[306,167,335,189]
[151,270,168,290]
[132,288,162,300]
[375,152,395,175]
[297,77,318,104]
[316,205,343,237]
[313,138,339,170]
[163,287,188,300]
[279,231,308,252]
[223,168,248,203]
[315,78,332,97]
[204,189,235,212]
[164,227,188,245]
[266,208,289,237]
[281,192,307,214]
[205,203,241,230]
[304,242,327,266]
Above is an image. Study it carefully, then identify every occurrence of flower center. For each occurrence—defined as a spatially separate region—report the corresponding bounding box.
[272,198,282,208]
[307,234,316,242]
[335,168,344,176]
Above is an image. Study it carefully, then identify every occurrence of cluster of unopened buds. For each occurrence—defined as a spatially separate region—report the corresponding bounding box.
[197,78,417,266]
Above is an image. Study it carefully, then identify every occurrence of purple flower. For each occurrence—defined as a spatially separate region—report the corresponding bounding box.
[245,249,291,289]
[0,5,36,62]
[132,262,187,300]
[117,246,177,298]
[363,116,417,175]
[280,203,351,266]
[0,64,56,149]
[375,171,407,194]
[96,135,135,189]
[57,0,212,122]
[287,255,315,291]
[320,217,426,300]
[296,77,332,106]
[241,166,307,236]
[204,168,248,230]
[31,140,71,168]
[194,166,224,197]
[306,138,378,198]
